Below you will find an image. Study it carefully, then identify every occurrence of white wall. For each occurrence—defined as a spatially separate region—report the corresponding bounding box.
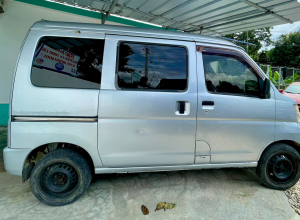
[0,0,124,104]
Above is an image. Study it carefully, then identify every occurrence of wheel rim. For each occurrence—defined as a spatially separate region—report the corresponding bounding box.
[267,154,298,184]
[38,162,79,198]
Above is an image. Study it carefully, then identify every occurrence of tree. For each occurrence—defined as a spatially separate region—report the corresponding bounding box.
[258,50,268,64]
[69,40,105,83]
[224,28,272,61]
[269,30,300,68]
[118,43,134,73]
[265,49,274,64]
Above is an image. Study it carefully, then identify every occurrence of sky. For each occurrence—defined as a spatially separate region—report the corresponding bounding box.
[261,21,300,51]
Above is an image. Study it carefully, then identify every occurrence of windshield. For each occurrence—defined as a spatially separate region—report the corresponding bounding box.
[285,85,300,94]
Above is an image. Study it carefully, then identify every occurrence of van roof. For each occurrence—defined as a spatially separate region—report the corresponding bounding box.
[31,21,238,48]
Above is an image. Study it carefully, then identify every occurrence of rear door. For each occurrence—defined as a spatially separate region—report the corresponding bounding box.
[98,35,197,167]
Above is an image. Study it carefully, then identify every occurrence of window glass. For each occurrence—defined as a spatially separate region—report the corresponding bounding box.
[285,85,300,94]
[203,50,259,96]
[31,36,104,89]
[117,42,187,91]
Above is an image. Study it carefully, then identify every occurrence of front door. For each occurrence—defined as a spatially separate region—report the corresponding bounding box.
[97,35,197,167]
[196,46,275,163]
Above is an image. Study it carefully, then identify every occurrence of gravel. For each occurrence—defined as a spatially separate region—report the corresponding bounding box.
[285,181,300,215]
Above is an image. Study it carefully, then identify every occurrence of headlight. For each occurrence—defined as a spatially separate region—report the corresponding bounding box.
[293,104,300,122]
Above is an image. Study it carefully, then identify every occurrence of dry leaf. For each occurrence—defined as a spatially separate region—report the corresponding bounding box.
[141,205,149,215]
[164,202,176,210]
[155,202,166,211]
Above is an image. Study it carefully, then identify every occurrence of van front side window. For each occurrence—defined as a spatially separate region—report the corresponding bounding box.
[203,50,260,96]
[31,36,104,89]
[117,42,188,91]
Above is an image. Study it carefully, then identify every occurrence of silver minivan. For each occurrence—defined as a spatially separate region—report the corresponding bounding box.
[4,21,300,206]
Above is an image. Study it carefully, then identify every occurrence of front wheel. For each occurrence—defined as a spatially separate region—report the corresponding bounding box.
[30,148,92,206]
[257,143,300,190]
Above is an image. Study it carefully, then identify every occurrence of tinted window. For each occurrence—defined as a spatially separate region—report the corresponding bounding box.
[203,50,259,96]
[31,36,104,89]
[117,42,187,91]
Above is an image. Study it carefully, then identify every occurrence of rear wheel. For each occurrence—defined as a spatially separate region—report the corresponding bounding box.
[257,143,300,190]
[30,148,92,206]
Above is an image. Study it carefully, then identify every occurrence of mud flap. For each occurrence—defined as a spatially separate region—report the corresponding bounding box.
[22,162,35,182]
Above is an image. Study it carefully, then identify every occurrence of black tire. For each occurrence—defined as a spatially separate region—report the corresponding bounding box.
[30,148,92,206]
[257,143,300,190]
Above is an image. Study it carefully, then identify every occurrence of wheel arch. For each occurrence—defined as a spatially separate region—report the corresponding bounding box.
[258,140,300,162]
[22,142,95,182]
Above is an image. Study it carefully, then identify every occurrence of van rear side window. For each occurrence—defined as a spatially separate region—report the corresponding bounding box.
[117,42,188,91]
[31,36,104,89]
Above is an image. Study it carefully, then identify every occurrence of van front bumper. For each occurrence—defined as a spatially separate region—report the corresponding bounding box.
[3,147,31,176]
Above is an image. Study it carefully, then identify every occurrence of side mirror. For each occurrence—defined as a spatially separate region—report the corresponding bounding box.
[259,78,271,99]
[278,89,283,93]
[283,67,287,80]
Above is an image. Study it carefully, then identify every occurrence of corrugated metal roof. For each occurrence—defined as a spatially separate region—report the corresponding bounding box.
[47,0,300,36]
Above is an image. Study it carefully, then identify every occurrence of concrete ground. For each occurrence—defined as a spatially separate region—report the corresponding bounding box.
[0,127,299,220]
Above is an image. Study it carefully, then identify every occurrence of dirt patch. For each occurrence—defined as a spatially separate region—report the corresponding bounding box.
[285,181,300,215]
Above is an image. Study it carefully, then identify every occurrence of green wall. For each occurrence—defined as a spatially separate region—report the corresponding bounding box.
[0,104,9,126]
[15,0,176,31]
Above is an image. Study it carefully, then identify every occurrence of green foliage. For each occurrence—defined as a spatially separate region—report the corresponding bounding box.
[281,73,296,86]
[266,30,300,68]
[269,77,277,85]
[274,71,280,81]
[224,28,272,61]
[294,72,300,82]
[258,51,268,64]
[268,67,300,88]
[269,68,273,78]
[268,68,277,85]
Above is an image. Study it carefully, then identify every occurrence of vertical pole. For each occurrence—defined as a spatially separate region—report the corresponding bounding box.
[247,31,249,53]
[266,65,270,77]
[101,13,106,24]
[293,68,295,82]
[279,67,281,89]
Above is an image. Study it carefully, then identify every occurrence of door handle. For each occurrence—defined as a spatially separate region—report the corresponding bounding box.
[202,101,214,106]
[202,101,214,110]
[179,101,185,114]
[176,101,189,115]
